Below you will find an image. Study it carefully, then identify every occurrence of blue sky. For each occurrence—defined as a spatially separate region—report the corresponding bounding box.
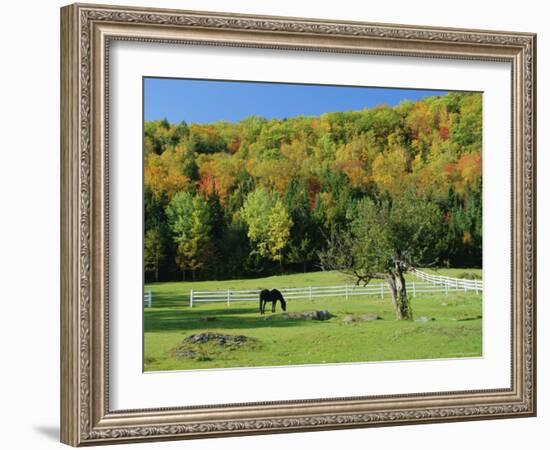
[144,77,448,124]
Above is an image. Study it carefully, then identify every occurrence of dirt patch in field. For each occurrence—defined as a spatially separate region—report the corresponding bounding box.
[172,332,257,361]
[342,314,382,325]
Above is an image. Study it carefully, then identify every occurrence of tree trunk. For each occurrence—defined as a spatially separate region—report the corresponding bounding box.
[385,274,398,315]
[386,263,413,320]
[395,266,412,320]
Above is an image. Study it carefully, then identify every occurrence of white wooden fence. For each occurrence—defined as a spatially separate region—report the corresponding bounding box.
[189,273,482,307]
[410,269,483,294]
[143,290,152,308]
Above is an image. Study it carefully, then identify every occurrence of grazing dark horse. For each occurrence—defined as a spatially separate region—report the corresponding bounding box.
[259,289,287,314]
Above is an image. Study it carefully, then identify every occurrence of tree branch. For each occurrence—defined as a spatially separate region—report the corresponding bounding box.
[352,270,387,286]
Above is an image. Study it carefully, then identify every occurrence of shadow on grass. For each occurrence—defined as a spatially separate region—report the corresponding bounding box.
[145,293,190,308]
[144,307,315,333]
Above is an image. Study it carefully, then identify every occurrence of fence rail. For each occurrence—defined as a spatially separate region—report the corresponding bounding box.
[410,269,483,293]
[189,272,482,307]
[143,290,152,308]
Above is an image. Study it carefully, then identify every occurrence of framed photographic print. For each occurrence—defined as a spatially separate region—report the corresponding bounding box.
[60,3,537,446]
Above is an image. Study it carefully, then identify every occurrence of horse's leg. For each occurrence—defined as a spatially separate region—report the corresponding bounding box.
[272,301,275,313]
[260,299,264,314]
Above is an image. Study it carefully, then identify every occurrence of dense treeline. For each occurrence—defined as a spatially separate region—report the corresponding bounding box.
[144,92,482,282]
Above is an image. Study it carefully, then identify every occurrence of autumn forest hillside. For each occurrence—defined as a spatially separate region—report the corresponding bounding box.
[144,92,482,282]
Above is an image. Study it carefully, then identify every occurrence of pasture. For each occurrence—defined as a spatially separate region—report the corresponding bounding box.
[143,270,482,372]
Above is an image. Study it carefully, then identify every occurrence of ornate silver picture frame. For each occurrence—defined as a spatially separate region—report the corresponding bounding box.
[61,3,536,446]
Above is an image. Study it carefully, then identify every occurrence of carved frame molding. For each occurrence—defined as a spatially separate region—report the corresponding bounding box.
[61,3,536,446]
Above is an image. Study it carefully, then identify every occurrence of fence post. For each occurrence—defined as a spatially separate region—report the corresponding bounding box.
[309,286,312,302]
[190,289,194,308]
[345,285,349,301]
[412,282,416,298]
[380,283,384,299]
[227,289,230,306]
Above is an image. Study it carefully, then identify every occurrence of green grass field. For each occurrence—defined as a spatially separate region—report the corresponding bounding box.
[144,269,482,371]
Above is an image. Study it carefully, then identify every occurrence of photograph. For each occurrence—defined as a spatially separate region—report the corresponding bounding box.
[142,78,483,372]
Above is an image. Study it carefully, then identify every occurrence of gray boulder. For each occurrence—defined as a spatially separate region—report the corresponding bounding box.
[183,332,252,347]
[415,316,435,323]
[281,310,335,321]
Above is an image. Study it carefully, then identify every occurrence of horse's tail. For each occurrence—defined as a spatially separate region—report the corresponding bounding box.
[259,289,268,313]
